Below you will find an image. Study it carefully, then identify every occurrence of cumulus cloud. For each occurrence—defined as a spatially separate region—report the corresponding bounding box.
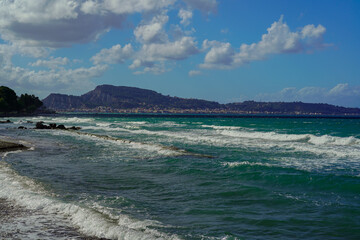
[30,57,70,69]
[0,62,107,96]
[130,36,199,72]
[200,16,327,69]
[178,9,193,26]
[183,0,218,13]
[91,44,133,65]
[134,14,169,44]
[0,0,177,48]
[255,83,360,107]
[188,70,201,76]
[129,10,200,73]
[80,0,176,15]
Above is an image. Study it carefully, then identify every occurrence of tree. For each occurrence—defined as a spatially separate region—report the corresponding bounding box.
[0,86,19,112]
[18,93,43,113]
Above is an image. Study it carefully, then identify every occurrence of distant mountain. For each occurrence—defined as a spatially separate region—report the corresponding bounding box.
[43,85,222,111]
[43,85,360,115]
[226,101,360,115]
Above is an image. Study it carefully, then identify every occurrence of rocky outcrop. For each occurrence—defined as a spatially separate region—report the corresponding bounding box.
[0,141,27,152]
[0,120,12,123]
[35,122,81,130]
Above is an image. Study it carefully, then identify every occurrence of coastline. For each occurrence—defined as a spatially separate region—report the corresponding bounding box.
[0,198,108,240]
[0,140,28,152]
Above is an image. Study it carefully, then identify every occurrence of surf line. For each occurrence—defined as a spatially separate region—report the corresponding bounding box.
[69,130,214,158]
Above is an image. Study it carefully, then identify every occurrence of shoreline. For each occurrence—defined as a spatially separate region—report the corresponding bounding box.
[0,140,109,240]
[0,140,28,152]
[0,198,108,240]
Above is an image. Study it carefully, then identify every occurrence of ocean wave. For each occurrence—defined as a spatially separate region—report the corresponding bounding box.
[80,125,360,160]
[0,162,180,240]
[48,130,213,158]
[222,161,274,168]
[216,129,360,146]
[201,125,244,130]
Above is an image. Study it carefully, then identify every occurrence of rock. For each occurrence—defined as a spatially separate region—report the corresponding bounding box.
[0,141,28,152]
[68,126,81,130]
[34,122,81,131]
[35,121,50,129]
[18,126,27,129]
[0,119,12,123]
[27,121,33,123]
[57,124,66,130]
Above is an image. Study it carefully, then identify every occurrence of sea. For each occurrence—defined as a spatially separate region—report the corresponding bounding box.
[0,114,359,240]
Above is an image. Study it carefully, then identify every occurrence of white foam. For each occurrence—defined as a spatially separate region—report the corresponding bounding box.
[84,125,360,160]
[0,162,180,240]
[222,161,274,168]
[202,125,243,130]
[48,130,185,157]
[308,135,359,146]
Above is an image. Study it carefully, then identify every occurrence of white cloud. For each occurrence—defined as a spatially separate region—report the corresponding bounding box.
[255,83,360,107]
[81,0,176,15]
[0,62,107,97]
[189,70,201,76]
[182,0,217,13]
[178,9,193,26]
[0,0,177,48]
[200,16,327,69]
[91,44,133,65]
[134,14,169,44]
[30,57,70,69]
[131,36,199,72]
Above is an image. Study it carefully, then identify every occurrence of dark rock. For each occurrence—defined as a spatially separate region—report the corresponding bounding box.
[68,126,81,130]
[27,120,33,123]
[35,121,50,129]
[57,124,66,130]
[34,121,81,131]
[18,126,27,129]
[0,141,28,152]
[0,119,12,123]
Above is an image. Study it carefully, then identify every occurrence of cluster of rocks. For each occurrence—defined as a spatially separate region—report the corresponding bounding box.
[35,122,81,130]
[0,120,12,123]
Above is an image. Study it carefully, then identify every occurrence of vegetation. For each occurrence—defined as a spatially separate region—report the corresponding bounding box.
[0,86,43,114]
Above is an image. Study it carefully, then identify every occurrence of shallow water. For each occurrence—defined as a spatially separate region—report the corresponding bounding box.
[1,115,360,239]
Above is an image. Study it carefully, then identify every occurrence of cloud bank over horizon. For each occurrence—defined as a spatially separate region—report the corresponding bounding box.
[254,83,360,108]
[0,0,358,107]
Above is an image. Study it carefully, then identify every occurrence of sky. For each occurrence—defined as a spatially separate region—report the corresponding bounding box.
[0,0,359,107]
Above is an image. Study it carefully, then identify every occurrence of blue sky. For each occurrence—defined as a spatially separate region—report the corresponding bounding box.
[0,0,359,107]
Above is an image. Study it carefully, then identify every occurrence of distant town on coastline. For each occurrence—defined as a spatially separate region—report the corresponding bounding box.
[2,85,360,116]
[42,85,360,116]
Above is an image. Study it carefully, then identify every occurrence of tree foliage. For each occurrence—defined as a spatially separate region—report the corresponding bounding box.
[18,93,43,113]
[0,86,43,113]
[0,86,19,112]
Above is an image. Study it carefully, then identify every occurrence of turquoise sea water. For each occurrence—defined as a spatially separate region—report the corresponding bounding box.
[1,115,360,239]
